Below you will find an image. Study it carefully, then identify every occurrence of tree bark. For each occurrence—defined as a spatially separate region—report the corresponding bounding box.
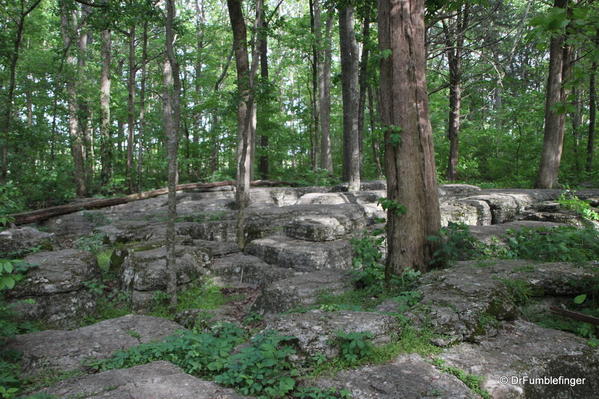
[60,1,87,197]
[588,74,597,173]
[137,21,149,192]
[164,0,181,308]
[257,6,270,179]
[319,10,334,173]
[378,0,441,274]
[227,0,258,249]
[339,5,360,191]
[358,5,372,158]
[536,0,568,189]
[127,26,137,193]
[587,34,598,173]
[100,22,112,186]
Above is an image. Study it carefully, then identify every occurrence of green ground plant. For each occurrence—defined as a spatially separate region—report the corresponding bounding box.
[333,331,374,365]
[557,191,599,222]
[432,359,491,399]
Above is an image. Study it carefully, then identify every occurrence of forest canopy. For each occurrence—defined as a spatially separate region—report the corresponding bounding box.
[0,0,598,213]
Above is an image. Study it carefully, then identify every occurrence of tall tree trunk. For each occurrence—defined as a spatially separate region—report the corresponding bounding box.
[194,0,206,178]
[127,26,137,193]
[137,21,148,192]
[358,5,372,159]
[310,0,320,170]
[164,0,181,308]
[570,85,582,174]
[378,0,441,274]
[60,1,87,197]
[227,0,259,249]
[588,34,598,173]
[536,0,568,189]
[367,85,383,176]
[319,10,334,173]
[339,5,360,191]
[257,7,270,179]
[588,72,597,174]
[100,24,112,186]
[443,6,469,182]
[1,0,42,182]
[77,17,92,187]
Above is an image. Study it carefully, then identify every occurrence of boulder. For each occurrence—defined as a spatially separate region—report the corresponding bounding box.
[314,353,480,398]
[121,246,209,309]
[6,249,100,328]
[439,184,482,198]
[245,236,353,272]
[440,320,599,399]
[252,270,353,313]
[41,211,97,238]
[0,226,54,257]
[440,200,492,227]
[36,361,249,399]
[285,216,349,241]
[15,249,99,297]
[410,260,598,345]
[209,253,294,288]
[463,193,530,224]
[7,315,183,377]
[244,204,367,242]
[469,221,565,246]
[265,310,396,360]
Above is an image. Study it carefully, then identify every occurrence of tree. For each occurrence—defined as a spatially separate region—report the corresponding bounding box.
[339,3,360,191]
[536,0,570,189]
[227,0,261,248]
[319,4,334,173]
[99,1,112,186]
[0,0,42,183]
[378,0,441,274]
[163,0,181,307]
[60,0,88,197]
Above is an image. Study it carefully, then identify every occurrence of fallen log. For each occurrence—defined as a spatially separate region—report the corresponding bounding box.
[10,180,299,226]
[549,306,599,327]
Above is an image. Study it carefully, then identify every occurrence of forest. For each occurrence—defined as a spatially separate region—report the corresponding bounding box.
[0,0,597,214]
[2,1,599,399]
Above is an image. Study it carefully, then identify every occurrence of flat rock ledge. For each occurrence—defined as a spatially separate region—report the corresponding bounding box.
[409,260,598,345]
[7,315,183,377]
[245,235,353,272]
[35,361,250,399]
[440,320,599,399]
[314,353,480,399]
[252,270,353,314]
[265,310,397,360]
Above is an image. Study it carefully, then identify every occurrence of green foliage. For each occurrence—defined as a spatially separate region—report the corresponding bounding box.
[432,359,491,399]
[557,191,599,221]
[215,330,299,398]
[149,283,229,319]
[376,198,407,216]
[428,222,481,265]
[333,331,374,365]
[0,259,36,291]
[498,278,536,306]
[0,182,24,228]
[293,387,352,399]
[503,226,599,263]
[73,233,105,253]
[92,323,247,376]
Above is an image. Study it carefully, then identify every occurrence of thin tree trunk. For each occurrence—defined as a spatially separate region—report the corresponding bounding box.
[1,0,42,182]
[319,11,333,173]
[310,0,320,170]
[588,35,598,173]
[194,0,206,178]
[227,0,259,249]
[100,24,112,186]
[570,85,582,174]
[127,26,137,193]
[164,0,181,308]
[60,1,87,197]
[358,6,372,159]
[379,0,441,274]
[137,21,148,192]
[339,5,360,191]
[536,0,568,189]
[367,85,383,176]
[257,7,270,179]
